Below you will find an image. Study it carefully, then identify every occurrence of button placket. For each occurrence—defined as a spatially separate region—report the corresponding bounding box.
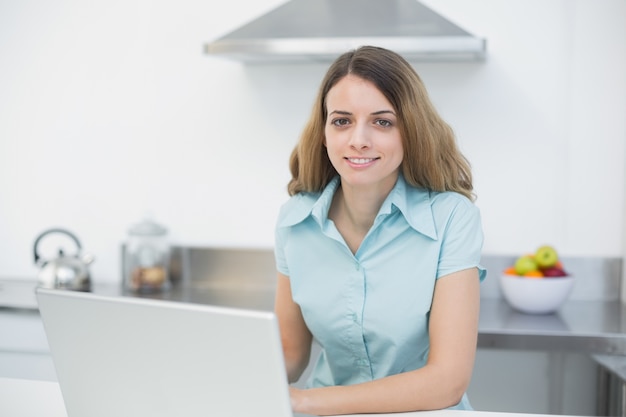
[347,263,371,373]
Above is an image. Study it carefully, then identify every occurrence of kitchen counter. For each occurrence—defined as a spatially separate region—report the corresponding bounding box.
[2,281,626,356]
[1,281,626,392]
[0,376,586,417]
[593,354,626,382]
[478,298,626,355]
[106,283,626,391]
[104,283,626,356]
[2,377,67,417]
[5,251,624,415]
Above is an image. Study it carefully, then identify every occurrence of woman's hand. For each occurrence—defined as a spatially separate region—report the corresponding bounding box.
[289,386,307,414]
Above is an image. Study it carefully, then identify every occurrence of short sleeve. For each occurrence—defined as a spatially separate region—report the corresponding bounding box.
[436,198,486,281]
[273,191,321,278]
[274,223,289,276]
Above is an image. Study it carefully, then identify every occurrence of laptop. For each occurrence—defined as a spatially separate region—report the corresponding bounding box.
[36,288,314,417]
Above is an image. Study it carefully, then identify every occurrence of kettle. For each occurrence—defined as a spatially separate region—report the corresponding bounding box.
[33,228,94,291]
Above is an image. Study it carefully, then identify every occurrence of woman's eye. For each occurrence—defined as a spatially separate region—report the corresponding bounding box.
[375,119,392,127]
[331,118,350,127]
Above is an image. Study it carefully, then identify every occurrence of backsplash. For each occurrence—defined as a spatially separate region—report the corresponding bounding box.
[164,247,623,302]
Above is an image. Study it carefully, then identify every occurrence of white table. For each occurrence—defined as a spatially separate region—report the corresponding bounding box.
[1,377,67,417]
[1,376,581,417]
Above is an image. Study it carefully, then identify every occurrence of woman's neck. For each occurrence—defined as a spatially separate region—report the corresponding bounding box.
[328,177,396,254]
[333,185,384,231]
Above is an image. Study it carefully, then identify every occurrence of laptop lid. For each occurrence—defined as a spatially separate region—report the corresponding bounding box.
[36,288,297,417]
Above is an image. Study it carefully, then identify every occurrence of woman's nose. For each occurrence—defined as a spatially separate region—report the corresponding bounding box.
[349,124,371,149]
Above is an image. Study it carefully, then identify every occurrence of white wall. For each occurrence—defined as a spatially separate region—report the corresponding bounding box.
[1,0,625,283]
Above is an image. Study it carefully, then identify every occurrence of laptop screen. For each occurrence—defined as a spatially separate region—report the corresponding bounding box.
[37,288,300,417]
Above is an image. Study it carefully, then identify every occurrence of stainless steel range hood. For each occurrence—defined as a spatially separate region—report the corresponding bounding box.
[204,0,486,63]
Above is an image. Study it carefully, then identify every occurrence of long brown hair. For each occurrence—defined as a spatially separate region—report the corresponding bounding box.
[288,46,475,201]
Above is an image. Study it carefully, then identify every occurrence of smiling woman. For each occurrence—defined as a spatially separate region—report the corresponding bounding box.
[274,45,486,416]
[324,75,404,199]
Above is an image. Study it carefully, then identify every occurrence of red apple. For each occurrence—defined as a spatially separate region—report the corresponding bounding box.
[542,266,568,277]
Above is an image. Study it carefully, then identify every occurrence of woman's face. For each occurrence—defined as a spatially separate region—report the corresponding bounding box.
[324,75,403,192]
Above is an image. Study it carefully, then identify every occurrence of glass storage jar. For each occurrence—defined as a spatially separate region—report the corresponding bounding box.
[123,218,170,293]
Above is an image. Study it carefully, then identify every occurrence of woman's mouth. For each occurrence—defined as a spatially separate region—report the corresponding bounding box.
[346,157,379,165]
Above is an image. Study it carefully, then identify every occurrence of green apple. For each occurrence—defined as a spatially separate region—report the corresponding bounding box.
[514,255,538,275]
[535,245,558,268]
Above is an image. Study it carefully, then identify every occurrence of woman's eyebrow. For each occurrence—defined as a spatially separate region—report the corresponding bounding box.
[372,110,396,116]
[328,110,352,116]
[328,109,396,116]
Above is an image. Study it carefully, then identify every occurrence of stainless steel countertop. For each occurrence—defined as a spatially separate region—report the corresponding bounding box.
[89,283,626,356]
[478,298,626,355]
[3,280,626,356]
[2,281,625,383]
[593,354,626,382]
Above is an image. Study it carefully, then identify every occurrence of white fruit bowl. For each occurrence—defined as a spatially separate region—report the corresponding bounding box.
[499,274,575,314]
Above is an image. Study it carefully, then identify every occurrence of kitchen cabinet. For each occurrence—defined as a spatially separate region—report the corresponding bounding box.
[0,308,56,381]
[0,351,55,381]
[594,354,626,416]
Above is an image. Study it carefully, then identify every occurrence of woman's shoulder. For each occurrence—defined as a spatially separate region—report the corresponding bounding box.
[427,189,475,209]
[276,191,321,227]
[403,183,474,211]
[403,186,479,229]
[424,189,481,230]
[277,177,340,228]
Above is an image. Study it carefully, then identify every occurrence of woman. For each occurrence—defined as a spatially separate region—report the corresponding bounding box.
[274,45,486,416]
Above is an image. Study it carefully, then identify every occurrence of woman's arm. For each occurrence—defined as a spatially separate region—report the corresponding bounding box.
[274,273,314,383]
[289,267,481,416]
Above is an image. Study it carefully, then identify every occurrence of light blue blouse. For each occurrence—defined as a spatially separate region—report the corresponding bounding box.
[274,175,486,410]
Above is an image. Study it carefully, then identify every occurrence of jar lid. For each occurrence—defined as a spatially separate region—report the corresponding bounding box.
[128,219,168,236]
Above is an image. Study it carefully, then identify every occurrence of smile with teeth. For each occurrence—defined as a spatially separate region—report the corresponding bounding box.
[346,157,379,165]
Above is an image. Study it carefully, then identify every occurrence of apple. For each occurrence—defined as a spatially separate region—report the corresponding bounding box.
[514,255,538,275]
[535,245,559,268]
[542,266,568,277]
